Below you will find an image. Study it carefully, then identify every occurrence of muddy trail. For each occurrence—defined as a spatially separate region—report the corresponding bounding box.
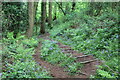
[33,34,101,78]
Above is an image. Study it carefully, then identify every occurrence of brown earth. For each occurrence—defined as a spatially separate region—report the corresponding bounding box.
[32,33,101,78]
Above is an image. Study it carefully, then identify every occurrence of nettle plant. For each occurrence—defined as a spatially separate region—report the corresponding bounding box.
[2,32,50,78]
[41,40,83,75]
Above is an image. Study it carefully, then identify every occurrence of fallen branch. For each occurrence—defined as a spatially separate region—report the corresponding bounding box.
[104,64,119,74]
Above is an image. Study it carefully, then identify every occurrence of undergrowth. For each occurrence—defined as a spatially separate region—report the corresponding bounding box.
[41,40,83,75]
[1,32,51,78]
[49,11,119,78]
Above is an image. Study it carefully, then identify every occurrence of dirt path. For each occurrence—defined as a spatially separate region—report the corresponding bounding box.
[32,33,101,78]
[33,42,71,78]
[56,42,101,77]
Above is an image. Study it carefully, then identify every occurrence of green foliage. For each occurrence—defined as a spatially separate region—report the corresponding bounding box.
[53,27,119,78]
[2,32,25,44]
[65,62,83,74]
[41,40,83,75]
[22,38,38,48]
[2,32,50,78]
[49,22,71,37]
[41,40,71,64]
[59,56,76,67]
[2,2,28,35]
[3,32,38,48]
[2,61,50,78]
[1,2,119,78]
[97,69,114,78]
[50,6,119,78]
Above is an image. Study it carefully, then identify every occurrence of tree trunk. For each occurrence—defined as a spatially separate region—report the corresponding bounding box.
[53,3,57,21]
[34,2,38,34]
[34,2,38,20]
[72,0,76,12]
[40,1,46,34]
[0,2,2,39]
[27,1,34,37]
[48,1,52,28]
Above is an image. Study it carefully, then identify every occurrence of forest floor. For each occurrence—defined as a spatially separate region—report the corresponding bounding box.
[33,33,101,78]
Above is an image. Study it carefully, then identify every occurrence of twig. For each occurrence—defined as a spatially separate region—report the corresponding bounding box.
[104,64,119,74]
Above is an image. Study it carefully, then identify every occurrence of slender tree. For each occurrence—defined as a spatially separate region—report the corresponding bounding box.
[48,1,52,28]
[27,1,34,37]
[53,2,57,21]
[0,2,2,39]
[72,0,76,12]
[34,2,38,34]
[40,1,46,34]
[56,2,66,15]
[34,2,38,19]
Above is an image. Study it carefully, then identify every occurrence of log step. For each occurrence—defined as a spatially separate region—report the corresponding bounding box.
[75,55,92,58]
[76,71,88,75]
[80,59,98,64]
